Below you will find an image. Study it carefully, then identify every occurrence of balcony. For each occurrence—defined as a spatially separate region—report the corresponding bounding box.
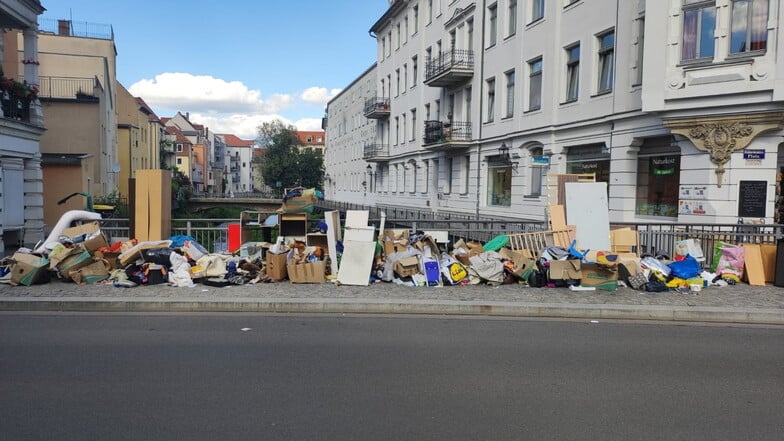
[364,97,390,119]
[363,143,390,162]
[423,120,472,151]
[424,50,474,87]
[0,94,31,122]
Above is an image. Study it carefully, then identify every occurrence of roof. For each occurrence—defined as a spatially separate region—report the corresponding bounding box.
[220,134,255,147]
[135,97,162,123]
[41,153,92,166]
[297,131,326,145]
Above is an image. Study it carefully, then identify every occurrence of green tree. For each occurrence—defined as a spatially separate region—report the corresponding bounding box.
[256,120,324,193]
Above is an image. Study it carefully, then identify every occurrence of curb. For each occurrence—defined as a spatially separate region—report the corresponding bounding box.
[1,297,783,325]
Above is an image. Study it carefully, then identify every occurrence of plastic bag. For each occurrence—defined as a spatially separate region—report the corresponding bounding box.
[640,256,671,277]
[716,244,745,278]
[667,255,701,279]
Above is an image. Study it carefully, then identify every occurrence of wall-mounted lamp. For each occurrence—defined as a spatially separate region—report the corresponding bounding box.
[498,142,519,172]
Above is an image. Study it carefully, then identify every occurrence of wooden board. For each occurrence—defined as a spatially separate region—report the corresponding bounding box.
[760,244,777,283]
[741,244,766,286]
[548,204,567,230]
[324,211,341,278]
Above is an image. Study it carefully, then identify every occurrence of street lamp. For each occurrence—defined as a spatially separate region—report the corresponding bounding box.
[498,142,519,172]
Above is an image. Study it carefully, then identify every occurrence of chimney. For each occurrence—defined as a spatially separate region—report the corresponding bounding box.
[58,20,71,36]
[186,112,190,120]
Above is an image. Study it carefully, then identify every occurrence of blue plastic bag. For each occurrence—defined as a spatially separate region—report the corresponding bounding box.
[667,254,701,279]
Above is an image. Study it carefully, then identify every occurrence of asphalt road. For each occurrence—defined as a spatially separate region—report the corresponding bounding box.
[1,313,782,441]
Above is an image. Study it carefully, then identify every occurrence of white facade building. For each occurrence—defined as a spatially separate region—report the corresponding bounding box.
[324,0,784,224]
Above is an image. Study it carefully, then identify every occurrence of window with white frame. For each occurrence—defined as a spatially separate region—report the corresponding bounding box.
[395,116,399,145]
[387,31,392,56]
[395,69,400,96]
[634,17,645,86]
[505,70,515,118]
[462,155,470,194]
[396,23,401,49]
[465,86,472,122]
[413,5,419,34]
[488,3,498,47]
[730,0,768,54]
[486,78,496,122]
[402,114,407,143]
[427,0,433,24]
[445,157,453,194]
[403,63,408,91]
[176,143,183,152]
[403,16,408,43]
[681,0,716,61]
[528,146,546,197]
[412,55,418,87]
[422,160,429,193]
[565,44,580,102]
[411,109,417,141]
[508,0,517,37]
[531,0,544,22]
[597,30,615,93]
[528,57,542,110]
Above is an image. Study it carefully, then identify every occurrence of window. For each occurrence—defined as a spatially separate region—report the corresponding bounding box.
[463,155,470,194]
[403,64,408,91]
[445,157,453,194]
[467,19,474,51]
[435,99,441,120]
[306,136,313,142]
[423,160,429,193]
[465,86,472,122]
[528,58,542,110]
[634,17,645,85]
[730,0,768,54]
[412,56,418,87]
[387,31,392,56]
[403,16,408,43]
[395,69,400,96]
[682,0,716,61]
[508,0,517,37]
[381,78,386,97]
[486,78,496,122]
[411,109,417,141]
[532,0,544,22]
[428,0,433,24]
[488,3,498,46]
[425,103,431,120]
[597,30,615,93]
[488,161,512,206]
[636,153,681,218]
[413,5,419,34]
[528,147,546,197]
[177,158,182,165]
[565,44,580,102]
[505,70,515,118]
[176,143,183,152]
[395,116,399,145]
[402,114,407,143]
[396,23,401,49]
[317,136,323,142]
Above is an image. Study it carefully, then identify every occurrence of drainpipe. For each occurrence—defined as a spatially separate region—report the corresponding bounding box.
[475,0,487,219]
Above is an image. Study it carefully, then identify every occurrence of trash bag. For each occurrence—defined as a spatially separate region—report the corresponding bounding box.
[142,248,173,267]
[667,254,701,280]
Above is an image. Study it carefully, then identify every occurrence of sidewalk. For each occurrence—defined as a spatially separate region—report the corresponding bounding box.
[2,279,783,325]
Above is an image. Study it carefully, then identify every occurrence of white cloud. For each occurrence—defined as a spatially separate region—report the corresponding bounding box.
[300,86,341,105]
[128,72,326,140]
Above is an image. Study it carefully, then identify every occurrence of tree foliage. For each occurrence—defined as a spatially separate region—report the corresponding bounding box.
[256,120,324,192]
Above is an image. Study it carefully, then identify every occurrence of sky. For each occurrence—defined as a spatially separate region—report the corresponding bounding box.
[39,1,388,139]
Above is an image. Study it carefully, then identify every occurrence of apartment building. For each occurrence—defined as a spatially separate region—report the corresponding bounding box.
[117,83,164,200]
[0,0,45,255]
[325,0,784,224]
[36,18,119,228]
[323,63,378,202]
[221,134,254,194]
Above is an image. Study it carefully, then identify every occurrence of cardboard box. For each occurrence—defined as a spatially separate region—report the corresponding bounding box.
[382,229,409,256]
[580,263,618,291]
[266,252,289,280]
[394,256,421,277]
[118,240,173,267]
[82,233,109,254]
[287,261,326,283]
[94,250,122,270]
[134,169,172,241]
[10,253,50,286]
[62,221,100,239]
[55,248,94,280]
[549,260,582,280]
[499,248,536,279]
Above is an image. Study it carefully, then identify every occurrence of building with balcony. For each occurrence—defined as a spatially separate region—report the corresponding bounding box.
[324,0,784,224]
[35,18,119,229]
[0,0,46,255]
[323,63,377,201]
[221,134,254,194]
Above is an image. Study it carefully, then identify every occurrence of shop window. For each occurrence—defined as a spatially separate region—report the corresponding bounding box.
[488,161,512,206]
[566,144,610,182]
[636,155,680,218]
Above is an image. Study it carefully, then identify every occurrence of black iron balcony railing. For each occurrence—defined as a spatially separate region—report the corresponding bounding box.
[423,120,472,146]
[364,97,391,119]
[0,93,31,122]
[363,143,390,161]
[424,49,474,87]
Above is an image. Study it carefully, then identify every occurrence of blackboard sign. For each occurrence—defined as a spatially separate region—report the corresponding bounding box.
[738,180,767,218]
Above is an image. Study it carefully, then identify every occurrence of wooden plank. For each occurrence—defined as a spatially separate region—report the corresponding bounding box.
[548,204,567,230]
[742,244,766,286]
[760,244,777,283]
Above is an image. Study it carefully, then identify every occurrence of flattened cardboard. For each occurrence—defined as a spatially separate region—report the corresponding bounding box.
[62,221,100,239]
[760,244,777,283]
[549,260,582,280]
[287,261,326,283]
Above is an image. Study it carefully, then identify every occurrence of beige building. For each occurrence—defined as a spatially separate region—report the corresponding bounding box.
[117,84,163,200]
[0,0,46,255]
[35,18,118,228]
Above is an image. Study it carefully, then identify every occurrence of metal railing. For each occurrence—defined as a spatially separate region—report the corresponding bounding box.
[363,143,390,160]
[423,120,472,145]
[39,18,114,40]
[363,97,391,117]
[425,49,474,82]
[0,95,31,122]
[94,216,784,269]
[38,76,96,99]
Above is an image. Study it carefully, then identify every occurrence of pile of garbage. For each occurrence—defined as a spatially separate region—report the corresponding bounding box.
[0,214,771,291]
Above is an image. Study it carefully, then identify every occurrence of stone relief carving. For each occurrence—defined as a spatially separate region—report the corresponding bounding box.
[688,122,753,186]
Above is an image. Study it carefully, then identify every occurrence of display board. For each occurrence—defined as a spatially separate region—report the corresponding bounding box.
[737,180,767,218]
[565,182,611,252]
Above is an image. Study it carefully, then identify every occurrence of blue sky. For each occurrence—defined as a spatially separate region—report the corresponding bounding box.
[40,1,387,138]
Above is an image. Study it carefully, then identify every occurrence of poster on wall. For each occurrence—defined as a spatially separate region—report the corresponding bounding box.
[678,200,709,215]
[679,185,707,200]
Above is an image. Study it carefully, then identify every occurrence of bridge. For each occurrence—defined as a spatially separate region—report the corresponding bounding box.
[187,196,283,212]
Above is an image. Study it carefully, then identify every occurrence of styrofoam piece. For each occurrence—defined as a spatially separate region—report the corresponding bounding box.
[34,210,102,254]
[345,210,370,228]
